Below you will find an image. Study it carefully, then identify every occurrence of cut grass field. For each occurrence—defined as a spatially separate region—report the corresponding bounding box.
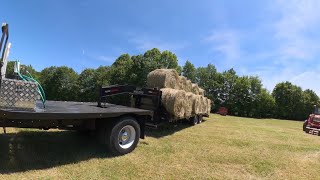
[1,114,320,179]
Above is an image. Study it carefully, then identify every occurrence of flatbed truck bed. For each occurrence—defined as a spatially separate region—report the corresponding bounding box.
[0,100,153,155]
[0,100,152,121]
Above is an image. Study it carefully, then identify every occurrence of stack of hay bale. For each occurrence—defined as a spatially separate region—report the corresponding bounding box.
[147,69,211,120]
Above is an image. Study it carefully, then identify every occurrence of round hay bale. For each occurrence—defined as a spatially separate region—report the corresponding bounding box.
[147,69,179,89]
[199,88,205,96]
[204,97,209,114]
[185,92,194,118]
[192,84,200,95]
[193,95,202,114]
[160,88,186,119]
[178,76,186,91]
[207,98,212,114]
[186,80,193,92]
[199,96,207,114]
[178,76,192,92]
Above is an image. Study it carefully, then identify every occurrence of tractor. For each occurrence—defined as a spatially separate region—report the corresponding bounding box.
[303,105,320,136]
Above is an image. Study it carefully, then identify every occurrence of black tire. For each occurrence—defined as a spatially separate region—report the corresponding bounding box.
[303,120,307,133]
[103,117,140,155]
[189,116,198,126]
[198,115,203,124]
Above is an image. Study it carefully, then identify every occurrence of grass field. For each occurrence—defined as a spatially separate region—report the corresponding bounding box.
[1,114,320,179]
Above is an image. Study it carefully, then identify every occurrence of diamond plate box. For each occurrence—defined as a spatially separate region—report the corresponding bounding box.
[0,78,39,111]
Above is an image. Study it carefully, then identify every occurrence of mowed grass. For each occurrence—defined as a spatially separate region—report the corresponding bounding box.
[1,114,320,179]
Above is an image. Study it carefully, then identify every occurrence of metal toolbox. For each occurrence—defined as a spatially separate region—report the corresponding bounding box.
[0,78,39,110]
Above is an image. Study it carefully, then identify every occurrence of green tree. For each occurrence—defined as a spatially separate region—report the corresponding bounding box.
[247,76,263,117]
[303,89,319,116]
[94,65,110,88]
[195,64,222,112]
[144,48,180,72]
[109,54,133,85]
[182,60,196,82]
[129,55,149,87]
[40,66,79,101]
[77,68,96,102]
[159,50,179,69]
[5,61,15,78]
[229,76,251,116]
[272,81,305,120]
[143,48,161,69]
[20,64,40,79]
[219,68,238,114]
[255,88,275,118]
[5,61,40,79]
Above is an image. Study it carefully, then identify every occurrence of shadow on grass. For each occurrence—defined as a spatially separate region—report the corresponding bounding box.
[0,120,206,174]
[0,130,112,174]
[145,119,207,138]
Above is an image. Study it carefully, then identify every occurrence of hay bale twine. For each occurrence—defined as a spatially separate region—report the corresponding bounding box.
[185,92,194,118]
[199,88,205,96]
[192,84,200,95]
[147,69,179,89]
[160,88,186,119]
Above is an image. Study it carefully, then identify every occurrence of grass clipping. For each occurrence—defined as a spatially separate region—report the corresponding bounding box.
[147,69,179,89]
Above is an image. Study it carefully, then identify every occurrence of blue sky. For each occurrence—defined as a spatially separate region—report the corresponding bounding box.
[1,0,320,94]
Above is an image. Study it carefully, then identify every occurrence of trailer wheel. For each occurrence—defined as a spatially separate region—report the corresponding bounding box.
[105,117,140,155]
[197,115,203,124]
[189,116,198,126]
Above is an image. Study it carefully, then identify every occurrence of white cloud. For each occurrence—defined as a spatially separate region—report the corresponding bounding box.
[204,30,241,63]
[256,0,320,95]
[290,70,320,95]
[259,68,320,95]
[228,0,320,95]
[273,0,320,61]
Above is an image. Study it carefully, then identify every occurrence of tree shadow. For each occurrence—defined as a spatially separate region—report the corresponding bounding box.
[0,130,113,174]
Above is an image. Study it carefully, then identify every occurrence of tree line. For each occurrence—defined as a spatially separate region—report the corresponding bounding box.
[7,48,319,120]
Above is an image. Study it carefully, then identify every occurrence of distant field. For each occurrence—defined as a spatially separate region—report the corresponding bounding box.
[1,114,320,179]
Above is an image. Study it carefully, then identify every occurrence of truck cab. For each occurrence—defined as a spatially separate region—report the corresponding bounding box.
[303,105,320,135]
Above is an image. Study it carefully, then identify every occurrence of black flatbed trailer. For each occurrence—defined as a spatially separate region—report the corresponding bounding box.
[0,100,153,155]
[0,100,152,121]
[0,85,208,155]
